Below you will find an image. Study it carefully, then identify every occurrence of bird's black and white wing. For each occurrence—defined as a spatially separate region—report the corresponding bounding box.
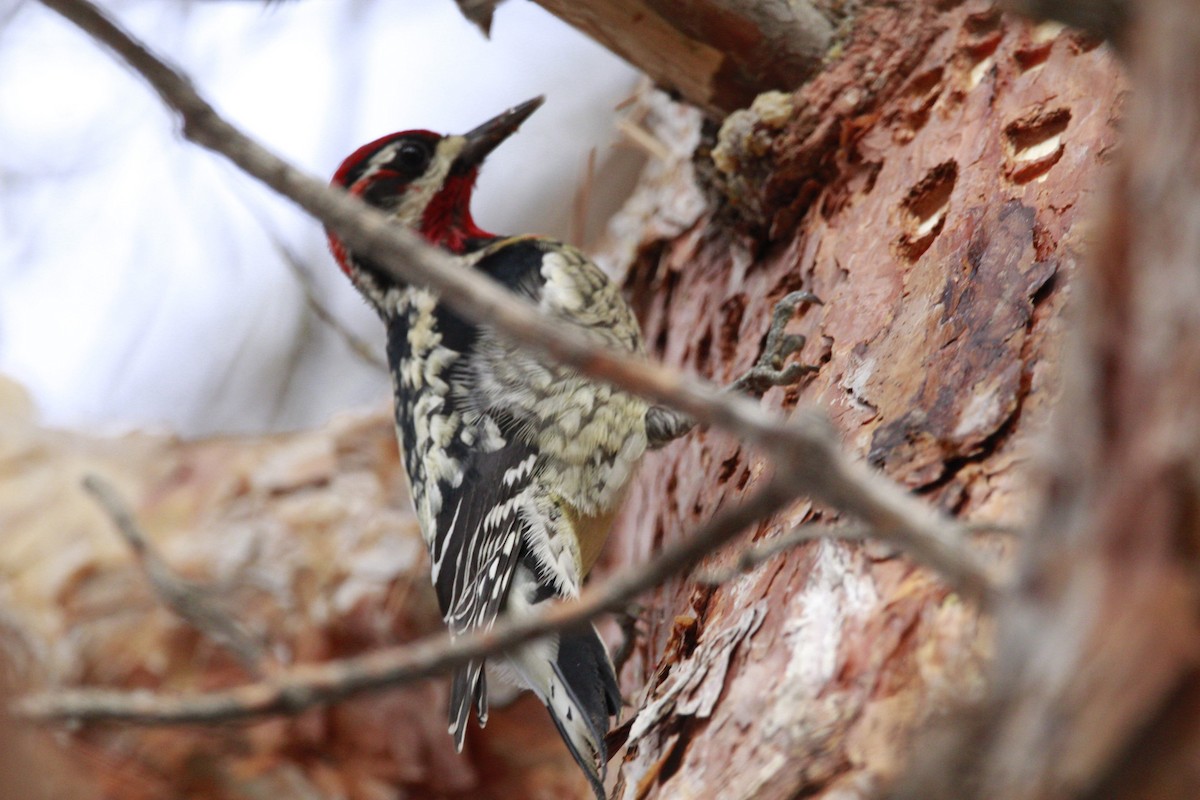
[385,284,543,749]
[432,432,537,747]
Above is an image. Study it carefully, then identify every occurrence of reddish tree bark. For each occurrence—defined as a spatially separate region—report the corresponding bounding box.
[898,2,1200,797]
[602,3,1123,796]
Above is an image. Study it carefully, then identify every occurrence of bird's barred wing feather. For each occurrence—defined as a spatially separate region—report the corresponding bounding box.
[431,440,534,625]
[477,236,644,352]
[438,237,643,749]
[386,281,545,748]
[435,437,536,746]
[395,238,580,746]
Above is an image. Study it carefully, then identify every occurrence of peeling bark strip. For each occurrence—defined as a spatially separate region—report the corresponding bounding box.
[609,2,1123,797]
[531,0,836,115]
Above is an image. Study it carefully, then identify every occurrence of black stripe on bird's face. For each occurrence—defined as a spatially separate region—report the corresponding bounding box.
[328,131,455,301]
[333,130,442,202]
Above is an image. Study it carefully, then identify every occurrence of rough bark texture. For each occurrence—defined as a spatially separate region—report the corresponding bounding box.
[601,3,1123,797]
[897,2,1200,797]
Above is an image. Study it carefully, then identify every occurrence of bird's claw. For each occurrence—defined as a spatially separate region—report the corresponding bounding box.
[732,290,822,397]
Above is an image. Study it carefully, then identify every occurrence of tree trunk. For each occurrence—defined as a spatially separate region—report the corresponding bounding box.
[600,2,1122,796]
[899,2,1200,797]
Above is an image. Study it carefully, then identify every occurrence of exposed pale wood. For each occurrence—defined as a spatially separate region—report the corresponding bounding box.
[531,0,835,115]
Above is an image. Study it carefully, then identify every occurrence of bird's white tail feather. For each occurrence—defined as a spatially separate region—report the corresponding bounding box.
[508,634,611,799]
[500,565,621,799]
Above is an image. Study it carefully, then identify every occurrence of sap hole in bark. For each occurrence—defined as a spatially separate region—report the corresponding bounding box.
[1014,21,1063,72]
[905,66,946,99]
[735,466,752,492]
[1013,41,1054,71]
[653,326,669,358]
[716,452,741,485]
[963,8,1002,36]
[1066,29,1104,54]
[898,161,958,262]
[692,326,714,376]
[960,8,1004,88]
[1005,108,1070,183]
[718,294,747,364]
[899,66,946,135]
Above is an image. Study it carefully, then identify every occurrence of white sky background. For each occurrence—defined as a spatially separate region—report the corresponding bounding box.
[0,0,640,436]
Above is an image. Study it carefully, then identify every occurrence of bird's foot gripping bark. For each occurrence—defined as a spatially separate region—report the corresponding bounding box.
[645,290,821,448]
[729,290,822,396]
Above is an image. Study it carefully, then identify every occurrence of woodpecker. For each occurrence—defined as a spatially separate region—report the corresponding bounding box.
[326,97,644,798]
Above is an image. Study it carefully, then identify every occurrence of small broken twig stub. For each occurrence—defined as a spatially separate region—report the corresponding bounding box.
[272,239,387,371]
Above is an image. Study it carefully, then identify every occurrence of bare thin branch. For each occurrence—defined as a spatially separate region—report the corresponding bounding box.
[17,476,797,724]
[615,116,673,163]
[81,474,269,675]
[37,0,993,607]
[272,239,387,371]
[697,520,1021,585]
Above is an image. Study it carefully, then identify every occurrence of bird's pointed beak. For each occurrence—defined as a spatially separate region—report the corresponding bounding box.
[455,96,545,171]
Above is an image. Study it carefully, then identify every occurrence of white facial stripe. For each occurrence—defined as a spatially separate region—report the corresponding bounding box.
[351,143,400,188]
[392,136,466,227]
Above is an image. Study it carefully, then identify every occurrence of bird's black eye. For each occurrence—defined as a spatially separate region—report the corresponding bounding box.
[394,140,432,175]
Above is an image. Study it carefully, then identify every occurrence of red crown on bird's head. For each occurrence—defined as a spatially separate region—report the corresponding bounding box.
[327,97,544,282]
